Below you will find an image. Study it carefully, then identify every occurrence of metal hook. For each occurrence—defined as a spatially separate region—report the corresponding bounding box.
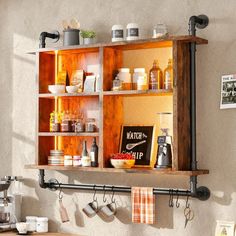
[103,185,107,203]
[169,189,174,207]
[58,183,63,200]
[185,194,190,208]
[93,185,97,202]
[111,186,116,203]
[176,189,180,208]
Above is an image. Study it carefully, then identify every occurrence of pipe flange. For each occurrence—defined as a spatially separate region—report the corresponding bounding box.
[196,15,209,29]
[48,179,59,191]
[51,30,60,43]
[196,186,211,201]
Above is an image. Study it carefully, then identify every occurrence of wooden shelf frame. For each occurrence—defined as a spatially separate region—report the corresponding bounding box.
[29,35,209,175]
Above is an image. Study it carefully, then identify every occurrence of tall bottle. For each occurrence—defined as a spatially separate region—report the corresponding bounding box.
[163,59,173,90]
[90,138,98,167]
[81,140,91,167]
[149,60,163,90]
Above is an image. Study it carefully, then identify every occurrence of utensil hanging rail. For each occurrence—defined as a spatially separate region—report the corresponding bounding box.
[38,170,210,200]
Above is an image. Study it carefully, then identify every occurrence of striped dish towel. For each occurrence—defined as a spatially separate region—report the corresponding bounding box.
[131,187,155,224]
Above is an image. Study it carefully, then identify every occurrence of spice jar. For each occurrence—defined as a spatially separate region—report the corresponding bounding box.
[36,217,48,233]
[61,111,73,132]
[85,118,96,132]
[26,216,37,232]
[75,118,85,132]
[133,68,146,90]
[126,23,139,41]
[50,111,60,132]
[137,75,148,90]
[73,155,82,166]
[64,155,73,166]
[112,25,124,42]
[152,23,168,38]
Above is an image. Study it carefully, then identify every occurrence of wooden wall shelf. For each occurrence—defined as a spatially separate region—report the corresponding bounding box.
[25,165,209,176]
[28,35,209,175]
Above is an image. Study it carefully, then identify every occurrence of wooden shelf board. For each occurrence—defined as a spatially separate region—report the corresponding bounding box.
[103,89,173,96]
[28,35,208,54]
[38,132,99,137]
[25,165,209,176]
[38,92,99,98]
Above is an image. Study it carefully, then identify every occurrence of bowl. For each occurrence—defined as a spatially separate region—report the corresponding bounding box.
[66,85,78,93]
[48,85,65,94]
[16,222,29,234]
[110,159,135,169]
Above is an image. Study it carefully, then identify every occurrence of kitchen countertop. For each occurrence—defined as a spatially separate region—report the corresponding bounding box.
[3,232,82,235]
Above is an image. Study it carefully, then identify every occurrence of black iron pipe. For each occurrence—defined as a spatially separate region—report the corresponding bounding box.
[39,31,60,48]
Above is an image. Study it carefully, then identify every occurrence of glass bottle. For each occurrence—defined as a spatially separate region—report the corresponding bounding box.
[81,140,91,167]
[163,59,173,90]
[90,138,98,167]
[149,60,163,90]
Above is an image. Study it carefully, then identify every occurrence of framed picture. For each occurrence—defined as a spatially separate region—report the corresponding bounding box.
[119,125,156,167]
[220,74,236,109]
[215,220,235,236]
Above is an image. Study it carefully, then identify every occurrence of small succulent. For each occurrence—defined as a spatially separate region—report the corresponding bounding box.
[80,30,96,38]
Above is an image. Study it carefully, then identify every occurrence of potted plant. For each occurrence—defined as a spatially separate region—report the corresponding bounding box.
[80,30,96,45]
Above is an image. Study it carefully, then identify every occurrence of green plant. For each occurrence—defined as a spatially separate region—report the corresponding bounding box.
[80,30,96,38]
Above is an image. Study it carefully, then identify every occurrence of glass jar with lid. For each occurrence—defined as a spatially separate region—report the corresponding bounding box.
[153,23,168,38]
[85,118,96,132]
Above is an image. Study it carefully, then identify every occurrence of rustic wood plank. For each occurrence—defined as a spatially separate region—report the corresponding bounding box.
[172,41,191,170]
[25,165,209,176]
[29,35,207,54]
[38,132,99,137]
[103,89,173,96]
[38,92,99,98]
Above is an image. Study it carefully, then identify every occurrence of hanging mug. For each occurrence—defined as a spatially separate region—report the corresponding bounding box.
[82,200,99,218]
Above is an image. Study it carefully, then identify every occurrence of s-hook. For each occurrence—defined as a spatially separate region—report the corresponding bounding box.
[58,183,63,201]
[111,186,116,203]
[93,185,97,202]
[176,189,180,208]
[169,189,174,207]
[103,185,107,203]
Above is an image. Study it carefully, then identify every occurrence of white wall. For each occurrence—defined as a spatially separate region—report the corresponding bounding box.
[0,0,236,235]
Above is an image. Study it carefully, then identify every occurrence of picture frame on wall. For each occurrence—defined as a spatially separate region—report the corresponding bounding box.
[215,220,235,236]
[119,125,156,167]
[220,74,236,109]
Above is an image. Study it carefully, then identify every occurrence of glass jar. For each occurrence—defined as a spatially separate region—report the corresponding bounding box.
[137,75,148,90]
[61,111,73,132]
[64,155,73,166]
[133,68,146,90]
[153,24,168,38]
[50,111,60,132]
[118,68,132,90]
[75,118,85,132]
[85,118,96,132]
[73,155,82,166]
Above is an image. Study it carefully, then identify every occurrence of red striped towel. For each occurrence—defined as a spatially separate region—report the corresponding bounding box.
[131,187,155,224]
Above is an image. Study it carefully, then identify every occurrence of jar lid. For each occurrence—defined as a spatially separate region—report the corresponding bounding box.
[119,68,130,73]
[73,155,81,160]
[127,23,139,28]
[134,68,145,73]
[112,25,123,30]
[26,216,37,221]
[64,155,72,160]
[37,217,48,222]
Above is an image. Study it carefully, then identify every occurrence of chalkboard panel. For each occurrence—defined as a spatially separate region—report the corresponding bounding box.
[119,125,155,166]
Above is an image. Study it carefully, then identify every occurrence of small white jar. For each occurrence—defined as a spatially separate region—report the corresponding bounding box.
[133,68,146,90]
[112,25,124,42]
[36,217,48,233]
[118,68,132,90]
[137,75,148,90]
[73,155,82,166]
[81,156,91,167]
[26,216,37,232]
[126,23,139,41]
[64,155,73,166]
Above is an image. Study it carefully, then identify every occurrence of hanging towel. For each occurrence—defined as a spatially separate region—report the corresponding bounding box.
[131,187,155,224]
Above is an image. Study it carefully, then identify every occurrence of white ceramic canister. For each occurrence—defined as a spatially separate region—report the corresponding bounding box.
[126,23,139,41]
[36,217,48,233]
[26,216,37,232]
[118,68,132,90]
[64,155,73,166]
[73,155,82,167]
[133,68,146,90]
[112,25,124,42]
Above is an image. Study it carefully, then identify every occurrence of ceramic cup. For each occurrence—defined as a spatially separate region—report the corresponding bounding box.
[82,200,98,217]
[16,222,29,234]
[100,202,117,217]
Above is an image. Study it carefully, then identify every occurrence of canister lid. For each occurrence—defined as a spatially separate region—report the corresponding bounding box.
[26,216,37,221]
[127,23,139,28]
[112,25,123,30]
[64,155,72,160]
[37,217,48,222]
[134,68,145,73]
